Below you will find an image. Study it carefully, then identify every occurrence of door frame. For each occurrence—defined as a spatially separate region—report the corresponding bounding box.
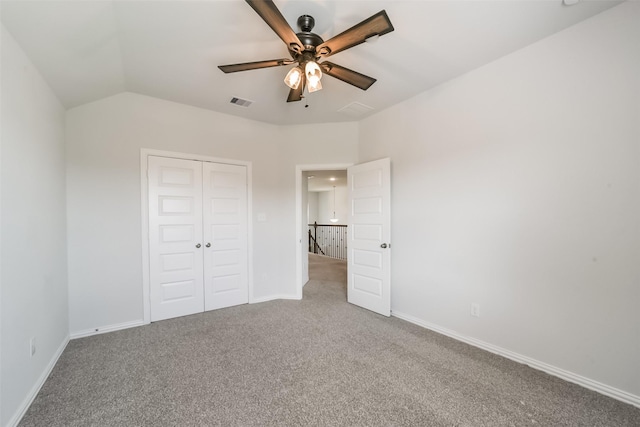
[140,148,253,324]
[295,163,352,299]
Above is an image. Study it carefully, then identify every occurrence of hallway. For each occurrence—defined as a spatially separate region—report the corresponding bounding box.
[307,253,347,296]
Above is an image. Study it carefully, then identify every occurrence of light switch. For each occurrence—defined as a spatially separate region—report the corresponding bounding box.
[257,213,267,222]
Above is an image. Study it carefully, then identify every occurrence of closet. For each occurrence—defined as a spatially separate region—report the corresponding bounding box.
[147,155,248,321]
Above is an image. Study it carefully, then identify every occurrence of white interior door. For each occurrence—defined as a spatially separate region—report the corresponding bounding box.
[149,156,204,321]
[202,162,248,311]
[347,158,391,316]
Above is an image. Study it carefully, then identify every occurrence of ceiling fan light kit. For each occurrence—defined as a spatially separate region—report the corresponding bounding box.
[218,0,394,103]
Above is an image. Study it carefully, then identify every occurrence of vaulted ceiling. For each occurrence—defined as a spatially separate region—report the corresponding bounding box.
[1,0,620,126]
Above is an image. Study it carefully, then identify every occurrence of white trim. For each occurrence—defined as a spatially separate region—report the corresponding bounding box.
[391,310,640,409]
[70,320,145,340]
[295,163,352,300]
[140,148,254,323]
[6,336,70,427]
[251,294,300,304]
[140,151,151,323]
[246,165,254,304]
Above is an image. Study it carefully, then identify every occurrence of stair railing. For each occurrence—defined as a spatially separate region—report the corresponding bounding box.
[308,221,347,260]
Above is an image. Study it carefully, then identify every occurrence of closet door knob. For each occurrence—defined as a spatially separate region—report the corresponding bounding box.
[195,243,201,248]
[205,243,211,248]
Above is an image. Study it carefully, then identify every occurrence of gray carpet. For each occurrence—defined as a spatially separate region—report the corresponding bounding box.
[20,254,640,426]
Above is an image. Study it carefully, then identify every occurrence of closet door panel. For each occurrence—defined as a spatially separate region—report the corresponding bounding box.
[202,162,248,311]
[149,156,204,321]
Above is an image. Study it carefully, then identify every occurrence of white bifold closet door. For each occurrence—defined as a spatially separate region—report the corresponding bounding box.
[148,156,248,322]
[202,161,248,311]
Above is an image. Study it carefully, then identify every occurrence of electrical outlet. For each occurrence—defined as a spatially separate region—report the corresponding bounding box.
[471,303,480,318]
[30,337,36,357]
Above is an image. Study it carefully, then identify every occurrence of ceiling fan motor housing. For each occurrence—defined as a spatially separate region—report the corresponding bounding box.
[295,15,324,52]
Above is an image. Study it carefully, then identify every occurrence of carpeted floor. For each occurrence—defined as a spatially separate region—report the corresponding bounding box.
[19,254,640,426]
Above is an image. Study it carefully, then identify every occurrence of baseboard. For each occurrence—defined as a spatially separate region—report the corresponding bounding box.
[70,319,144,339]
[250,294,301,304]
[6,335,70,427]
[391,310,640,409]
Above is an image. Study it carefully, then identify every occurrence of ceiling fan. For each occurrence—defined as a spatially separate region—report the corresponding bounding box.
[218,0,394,103]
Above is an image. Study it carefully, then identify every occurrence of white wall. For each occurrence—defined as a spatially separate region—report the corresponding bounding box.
[1,25,69,426]
[315,187,348,225]
[307,191,319,224]
[278,124,358,295]
[65,93,358,333]
[358,2,640,401]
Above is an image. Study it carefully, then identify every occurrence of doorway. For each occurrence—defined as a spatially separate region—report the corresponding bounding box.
[295,164,351,299]
[307,170,348,259]
[295,159,392,316]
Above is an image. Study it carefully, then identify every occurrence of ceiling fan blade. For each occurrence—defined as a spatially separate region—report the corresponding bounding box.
[246,0,303,53]
[321,62,377,91]
[316,10,394,58]
[287,73,305,102]
[218,58,293,73]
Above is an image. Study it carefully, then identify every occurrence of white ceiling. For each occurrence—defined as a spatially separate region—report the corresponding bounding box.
[1,0,621,126]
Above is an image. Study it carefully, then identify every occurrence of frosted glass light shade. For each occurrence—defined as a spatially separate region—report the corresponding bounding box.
[305,61,323,92]
[284,67,302,89]
[307,79,322,93]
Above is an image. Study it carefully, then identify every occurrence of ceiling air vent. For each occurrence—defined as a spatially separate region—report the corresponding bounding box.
[230,97,253,107]
[337,102,374,117]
